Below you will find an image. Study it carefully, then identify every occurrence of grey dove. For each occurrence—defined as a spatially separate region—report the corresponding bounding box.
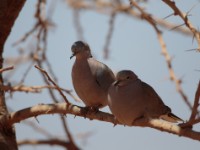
[108,70,183,126]
[71,41,115,110]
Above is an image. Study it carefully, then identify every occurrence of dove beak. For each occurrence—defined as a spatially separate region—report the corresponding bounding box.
[113,80,120,86]
[70,53,76,59]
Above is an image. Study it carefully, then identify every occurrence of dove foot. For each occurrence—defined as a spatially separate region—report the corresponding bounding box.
[81,105,101,118]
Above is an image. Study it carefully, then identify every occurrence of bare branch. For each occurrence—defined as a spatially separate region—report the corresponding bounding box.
[9,102,200,141]
[129,0,192,111]
[189,81,200,121]
[34,65,70,104]
[103,12,116,59]
[0,66,14,73]
[1,84,77,99]
[162,0,200,51]
[60,116,78,149]
[18,139,77,149]
[181,81,200,127]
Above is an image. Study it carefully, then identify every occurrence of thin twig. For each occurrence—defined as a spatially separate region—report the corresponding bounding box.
[34,65,70,104]
[0,66,14,73]
[60,116,79,149]
[103,12,116,59]
[73,9,84,40]
[18,139,77,149]
[189,81,200,121]
[181,81,200,128]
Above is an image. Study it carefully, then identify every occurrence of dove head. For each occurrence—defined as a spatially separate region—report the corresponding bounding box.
[70,41,92,59]
[114,70,138,86]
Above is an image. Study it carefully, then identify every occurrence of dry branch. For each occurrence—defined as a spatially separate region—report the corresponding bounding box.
[0,66,14,73]
[35,65,70,104]
[66,0,192,36]
[18,139,78,149]
[162,0,200,51]
[103,12,116,59]
[0,84,75,95]
[181,81,200,128]
[9,102,200,141]
[129,0,192,111]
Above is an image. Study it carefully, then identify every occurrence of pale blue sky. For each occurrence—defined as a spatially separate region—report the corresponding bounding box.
[4,0,200,150]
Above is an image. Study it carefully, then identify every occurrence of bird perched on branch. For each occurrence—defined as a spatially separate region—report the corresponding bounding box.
[108,70,183,126]
[71,41,115,111]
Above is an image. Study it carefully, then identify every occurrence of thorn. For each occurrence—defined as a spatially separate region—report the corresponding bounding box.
[34,116,40,123]
[170,23,185,31]
[113,123,117,127]
[185,48,198,52]
[163,13,174,20]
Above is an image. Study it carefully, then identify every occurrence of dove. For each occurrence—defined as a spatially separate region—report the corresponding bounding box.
[108,70,183,126]
[71,41,115,111]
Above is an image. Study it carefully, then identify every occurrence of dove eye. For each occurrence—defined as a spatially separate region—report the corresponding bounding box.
[126,76,130,79]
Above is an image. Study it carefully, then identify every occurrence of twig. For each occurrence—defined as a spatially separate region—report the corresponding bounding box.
[103,12,116,59]
[60,116,79,149]
[23,120,54,138]
[19,61,34,84]
[9,102,200,141]
[34,65,70,104]
[181,81,200,128]
[189,81,200,121]
[73,9,84,40]
[0,66,14,73]
[18,139,78,149]
[0,84,78,99]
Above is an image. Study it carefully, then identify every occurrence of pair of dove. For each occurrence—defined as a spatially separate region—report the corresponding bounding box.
[70,41,183,126]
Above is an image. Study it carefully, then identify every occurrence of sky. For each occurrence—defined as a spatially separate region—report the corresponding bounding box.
[4,0,200,150]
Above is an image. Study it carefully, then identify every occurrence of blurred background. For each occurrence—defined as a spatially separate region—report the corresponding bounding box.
[4,0,200,149]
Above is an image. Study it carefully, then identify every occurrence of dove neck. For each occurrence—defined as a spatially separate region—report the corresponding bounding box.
[75,51,92,59]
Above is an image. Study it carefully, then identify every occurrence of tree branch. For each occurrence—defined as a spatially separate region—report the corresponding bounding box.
[0,66,14,73]
[162,0,200,51]
[129,0,192,111]
[8,102,200,141]
[18,139,73,149]
[181,81,200,128]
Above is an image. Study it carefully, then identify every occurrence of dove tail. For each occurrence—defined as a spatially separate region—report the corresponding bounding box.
[160,113,184,123]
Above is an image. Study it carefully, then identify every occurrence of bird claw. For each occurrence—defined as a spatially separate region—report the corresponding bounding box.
[81,106,99,118]
[113,117,118,127]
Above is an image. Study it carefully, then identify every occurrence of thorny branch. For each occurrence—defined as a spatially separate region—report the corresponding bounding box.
[66,0,192,36]
[8,102,200,142]
[162,0,200,51]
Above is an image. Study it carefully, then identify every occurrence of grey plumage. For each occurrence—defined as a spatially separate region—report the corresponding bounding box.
[71,41,115,109]
[108,70,183,126]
